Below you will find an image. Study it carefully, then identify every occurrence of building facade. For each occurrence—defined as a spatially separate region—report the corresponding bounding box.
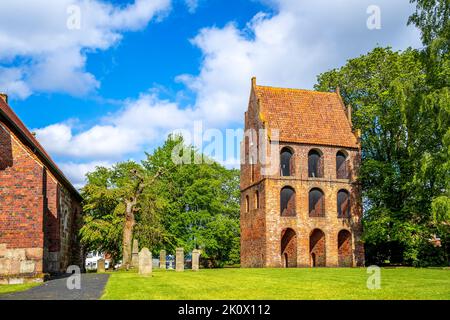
[240,78,365,268]
[0,94,83,283]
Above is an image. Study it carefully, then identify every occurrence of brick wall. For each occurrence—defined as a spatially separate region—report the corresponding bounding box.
[0,121,45,276]
[240,86,365,268]
[0,120,83,278]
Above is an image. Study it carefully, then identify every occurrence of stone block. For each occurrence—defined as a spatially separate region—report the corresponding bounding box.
[131,239,139,268]
[192,249,200,271]
[138,248,152,275]
[159,250,166,270]
[20,260,35,274]
[25,247,43,260]
[9,278,24,284]
[97,259,105,273]
[5,248,26,261]
[176,248,184,272]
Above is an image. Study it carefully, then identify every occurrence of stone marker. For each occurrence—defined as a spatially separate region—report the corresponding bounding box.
[176,248,184,272]
[97,258,105,273]
[138,248,152,275]
[159,250,166,270]
[192,249,200,271]
[131,239,139,268]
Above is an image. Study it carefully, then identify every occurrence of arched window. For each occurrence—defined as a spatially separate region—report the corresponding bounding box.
[337,190,350,218]
[281,228,297,268]
[310,229,326,267]
[308,149,323,178]
[280,186,296,216]
[309,188,325,217]
[245,195,249,212]
[336,151,348,179]
[338,230,353,267]
[280,147,294,176]
[255,190,260,209]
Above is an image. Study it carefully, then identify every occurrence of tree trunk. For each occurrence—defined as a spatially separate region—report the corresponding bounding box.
[121,168,162,268]
[122,201,136,268]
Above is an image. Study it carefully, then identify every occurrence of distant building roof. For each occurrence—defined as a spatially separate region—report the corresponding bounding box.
[0,97,81,200]
[253,82,359,149]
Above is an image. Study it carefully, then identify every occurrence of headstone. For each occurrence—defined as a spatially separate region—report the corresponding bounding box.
[131,239,139,268]
[176,248,184,272]
[192,249,200,271]
[97,258,105,273]
[138,248,152,275]
[160,250,166,269]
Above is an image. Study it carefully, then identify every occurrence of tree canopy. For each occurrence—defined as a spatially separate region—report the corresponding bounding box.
[80,135,240,267]
[314,0,449,266]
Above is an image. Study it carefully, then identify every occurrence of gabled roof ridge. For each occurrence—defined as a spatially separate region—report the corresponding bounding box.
[255,84,336,95]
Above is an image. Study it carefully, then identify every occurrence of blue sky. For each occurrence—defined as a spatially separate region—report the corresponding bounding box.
[0,0,422,187]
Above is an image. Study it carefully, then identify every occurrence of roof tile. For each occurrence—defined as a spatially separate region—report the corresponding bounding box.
[254,85,358,149]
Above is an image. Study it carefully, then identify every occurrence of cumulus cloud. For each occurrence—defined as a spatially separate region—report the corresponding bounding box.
[34,93,197,160]
[177,0,422,126]
[34,0,422,185]
[0,0,171,98]
[59,160,113,189]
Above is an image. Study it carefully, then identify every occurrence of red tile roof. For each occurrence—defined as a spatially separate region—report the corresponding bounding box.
[254,84,359,149]
[0,98,81,200]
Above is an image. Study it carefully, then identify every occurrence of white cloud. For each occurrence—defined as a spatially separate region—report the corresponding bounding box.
[178,0,422,126]
[34,0,423,186]
[34,93,197,160]
[59,160,113,189]
[185,0,200,13]
[0,0,171,98]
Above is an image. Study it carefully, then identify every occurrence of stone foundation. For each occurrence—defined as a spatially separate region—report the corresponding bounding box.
[0,243,44,281]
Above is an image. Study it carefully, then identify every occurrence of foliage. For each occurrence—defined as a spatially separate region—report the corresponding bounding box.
[80,135,240,267]
[141,135,240,266]
[315,19,449,265]
[80,161,151,262]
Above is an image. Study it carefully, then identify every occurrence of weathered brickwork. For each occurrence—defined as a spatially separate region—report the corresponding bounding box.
[0,98,83,280]
[241,79,365,268]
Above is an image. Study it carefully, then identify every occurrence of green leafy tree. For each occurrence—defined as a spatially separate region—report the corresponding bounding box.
[80,135,240,268]
[142,135,241,266]
[315,45,449,265]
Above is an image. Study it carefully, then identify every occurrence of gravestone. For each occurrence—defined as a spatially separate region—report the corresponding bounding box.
[160,250,166,270]
[131,239,139,268]
[97,258,105,273]
[176,248,184,272]
[192,249,200,271]
[138,248,152,275]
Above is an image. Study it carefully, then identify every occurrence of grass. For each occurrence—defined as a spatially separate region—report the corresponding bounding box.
[101,267,450,300]
[0,282,41,295]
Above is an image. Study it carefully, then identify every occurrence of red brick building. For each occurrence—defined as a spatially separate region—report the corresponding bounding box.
[240,78,365,268]
[0,94,83,282]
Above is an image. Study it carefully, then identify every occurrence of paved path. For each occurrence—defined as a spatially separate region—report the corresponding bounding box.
[0,273,110,300]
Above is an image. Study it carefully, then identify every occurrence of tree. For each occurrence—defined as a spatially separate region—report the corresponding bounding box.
[315,45,449,265]
[80,135,241,268]
[142,135,241,266]
[80,161,165,265]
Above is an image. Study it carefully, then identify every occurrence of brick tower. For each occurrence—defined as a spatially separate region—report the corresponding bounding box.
[240,78,365,268]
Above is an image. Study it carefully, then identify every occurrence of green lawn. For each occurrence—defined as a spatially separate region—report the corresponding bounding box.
[0,282,40,295]
[101,267,450,300]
